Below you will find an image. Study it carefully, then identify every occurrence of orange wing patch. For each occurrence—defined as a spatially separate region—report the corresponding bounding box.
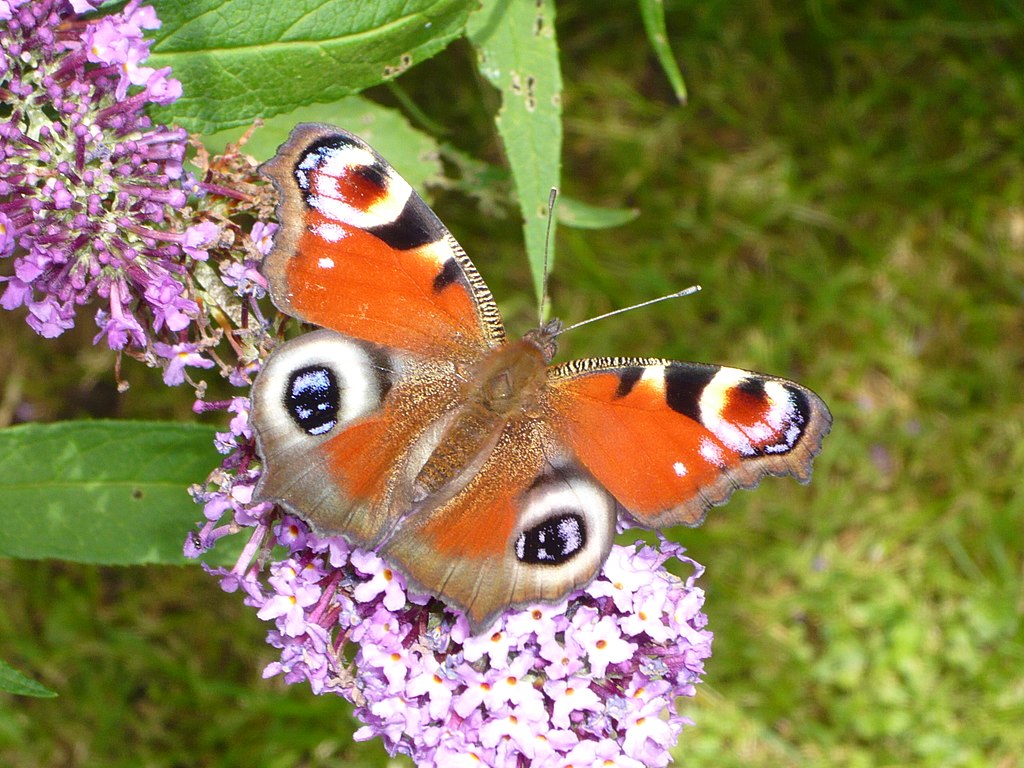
[286,212,483,353]
[551,370,738,523]
[316,367,463,545]
[411,477,520,562]
[323,418,397,507]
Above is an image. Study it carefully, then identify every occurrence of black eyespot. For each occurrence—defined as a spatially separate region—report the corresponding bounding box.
[514,513,586,565]
[285,365,340,436]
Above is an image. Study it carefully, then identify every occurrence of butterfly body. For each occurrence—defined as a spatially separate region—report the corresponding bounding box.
[411,333,551,503]
[252,124,832,631]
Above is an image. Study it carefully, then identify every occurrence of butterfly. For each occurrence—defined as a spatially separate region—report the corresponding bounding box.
[251,124,832,633]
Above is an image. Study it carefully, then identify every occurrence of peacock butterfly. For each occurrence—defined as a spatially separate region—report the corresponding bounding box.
[251,124,832,632]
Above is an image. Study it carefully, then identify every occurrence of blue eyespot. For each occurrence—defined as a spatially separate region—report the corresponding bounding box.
[286,365,340,436]
[515,513,586,565]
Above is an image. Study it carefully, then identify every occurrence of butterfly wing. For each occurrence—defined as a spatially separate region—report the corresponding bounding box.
[252,125,503,547]
[254,332,622,631]
[380,414,618,632]
[381,355,830,630]
[547,357,832,527]
[259,123,505,356]
[251,329,467,546]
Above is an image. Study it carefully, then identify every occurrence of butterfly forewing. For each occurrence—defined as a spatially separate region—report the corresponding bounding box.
[259,124,505,358]
[548,358,832,528]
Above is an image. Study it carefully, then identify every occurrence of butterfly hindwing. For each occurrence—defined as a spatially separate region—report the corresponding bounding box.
[381,415,618,630]
[253,332,621,630]
[259,124,505,358]
[251,329,465,547]
[548,358,832,528]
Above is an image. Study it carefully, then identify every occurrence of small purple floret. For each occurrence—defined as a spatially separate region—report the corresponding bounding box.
[0,0,198,354]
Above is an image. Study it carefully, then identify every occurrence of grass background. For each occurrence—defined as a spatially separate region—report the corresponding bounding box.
[2,0,1023,765]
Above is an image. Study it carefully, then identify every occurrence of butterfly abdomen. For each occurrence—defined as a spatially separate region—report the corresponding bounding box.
[412,338,549,503]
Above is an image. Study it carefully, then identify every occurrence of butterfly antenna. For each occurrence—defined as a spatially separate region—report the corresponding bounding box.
[538,187,559,325]
[555,285,703,336]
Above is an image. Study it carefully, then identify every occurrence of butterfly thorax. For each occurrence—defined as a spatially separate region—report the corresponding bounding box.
[410,336,551,503]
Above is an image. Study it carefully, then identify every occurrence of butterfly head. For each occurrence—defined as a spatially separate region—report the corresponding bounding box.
[523,317,563,363]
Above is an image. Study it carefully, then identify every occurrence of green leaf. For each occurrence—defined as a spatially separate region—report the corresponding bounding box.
[148,0,476,134]
[467,0,563,307]
[638,0,687,103]
[0,421,219,565]
[203,96,443,193]
[0,659,56,698]
[558,195,640,230]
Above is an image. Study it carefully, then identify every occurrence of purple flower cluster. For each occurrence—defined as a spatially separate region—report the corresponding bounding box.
[0,0,206,352]
[4,7,716,759]
[190,399,714,767]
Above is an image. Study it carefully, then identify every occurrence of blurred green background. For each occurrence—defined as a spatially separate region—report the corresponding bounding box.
[2,1,1023,766]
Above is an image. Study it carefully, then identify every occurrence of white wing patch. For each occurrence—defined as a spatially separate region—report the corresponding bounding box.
[700,368,804,456]
[312,222,347,243]
[306,144,413,230]
[699,437,726,467]
[315,144,376,178]
[418,239,456,271]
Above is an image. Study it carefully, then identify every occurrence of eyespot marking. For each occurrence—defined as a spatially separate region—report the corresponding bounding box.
[285,365,340,436]
[515,512,586,565]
